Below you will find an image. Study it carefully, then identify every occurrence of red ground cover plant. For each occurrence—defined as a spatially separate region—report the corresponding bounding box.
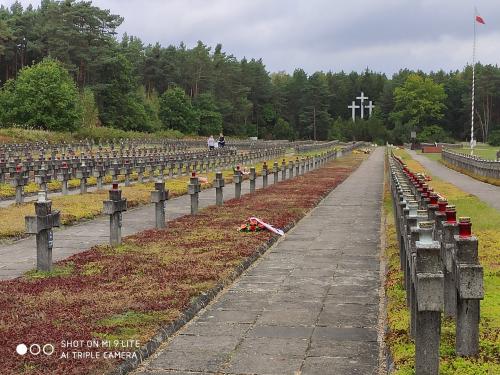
[0,154,365,375]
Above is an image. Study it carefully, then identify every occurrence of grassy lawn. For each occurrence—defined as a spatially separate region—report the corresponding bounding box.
[417,144,499,162]
[461,145,499,161]
[0,153,365,375]
[385,149,500,374]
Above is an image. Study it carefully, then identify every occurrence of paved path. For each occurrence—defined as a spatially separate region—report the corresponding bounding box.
[133,148,385,375]
[408,150,500,211]
[0,168,305,280]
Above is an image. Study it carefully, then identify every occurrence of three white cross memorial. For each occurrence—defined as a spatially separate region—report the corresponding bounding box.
[348,92,375,122]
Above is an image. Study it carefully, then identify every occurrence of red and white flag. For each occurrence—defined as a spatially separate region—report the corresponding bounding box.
[475,7,486,25]
[476,15,486,24]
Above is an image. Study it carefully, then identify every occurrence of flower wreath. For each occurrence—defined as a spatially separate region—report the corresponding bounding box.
[239,218,266,232]
[238,217,284,236]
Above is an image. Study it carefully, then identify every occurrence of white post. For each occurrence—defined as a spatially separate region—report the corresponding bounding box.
[356,92,368,120]
[348,101,359,122]
[366,101,375,118]
[470,9,476,155]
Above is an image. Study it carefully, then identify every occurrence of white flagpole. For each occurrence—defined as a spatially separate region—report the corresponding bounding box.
[471,7,477,155]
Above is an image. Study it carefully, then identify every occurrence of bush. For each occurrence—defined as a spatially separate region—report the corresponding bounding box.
[0,127,70,143]
[0,58,81,131]
[0,127,185,143]
[417,125,451,143]
[329,116,388,143]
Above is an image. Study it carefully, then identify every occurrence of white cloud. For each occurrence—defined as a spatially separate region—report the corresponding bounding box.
[9,0,500,75]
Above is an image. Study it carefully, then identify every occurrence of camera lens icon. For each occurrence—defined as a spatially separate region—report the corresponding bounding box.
[16,344,28,356]
[16,343,54,356]
[43,344,55,356]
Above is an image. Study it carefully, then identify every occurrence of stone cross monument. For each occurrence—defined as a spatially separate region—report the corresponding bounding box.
[348,92,375,121]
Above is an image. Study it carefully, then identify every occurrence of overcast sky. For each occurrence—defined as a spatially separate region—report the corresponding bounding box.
[9,0,500,76]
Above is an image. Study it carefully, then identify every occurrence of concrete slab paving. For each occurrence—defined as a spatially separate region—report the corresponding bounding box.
[133,147,384,375]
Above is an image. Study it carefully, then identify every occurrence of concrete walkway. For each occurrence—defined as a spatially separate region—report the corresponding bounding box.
[408,150,500,211]
[133,148,385,375]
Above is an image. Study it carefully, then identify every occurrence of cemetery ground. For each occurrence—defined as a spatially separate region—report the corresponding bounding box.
[0,151,366,374]
[386,149,500,374]
[0,152,326,241]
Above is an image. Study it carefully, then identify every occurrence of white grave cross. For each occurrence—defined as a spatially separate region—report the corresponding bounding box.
[366,100,375,117]
[348,101,360,122]
[356,92,368,119]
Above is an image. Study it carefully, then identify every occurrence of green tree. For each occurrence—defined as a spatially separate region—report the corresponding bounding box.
[34,0,123,87]
[0,19,12,57]
[300,72,331,140]
[0,58,81,130]
[141,87,162,131]
[417,125,450,143]
[92,53,151,131]
[198,111,223,136]
[159,86,199,133]
[272,117,294,140]
[80,87,99,128]
[390,74,447,131]
[194,92,223,135]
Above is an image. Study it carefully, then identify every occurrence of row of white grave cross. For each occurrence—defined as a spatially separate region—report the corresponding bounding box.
[347,91,375,122]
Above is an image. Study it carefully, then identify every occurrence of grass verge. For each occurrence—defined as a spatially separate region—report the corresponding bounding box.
[0,153,365,375]
[447,146,499,161]
[384,149,500,374]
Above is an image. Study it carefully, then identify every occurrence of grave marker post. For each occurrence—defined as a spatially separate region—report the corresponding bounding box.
[25,192,61,272]
[233,166,242,199]
[57,161,71,195]
[188,172,201,215]
[415,221,444,375]
[214,171,224,206]
[454,217,483,356]
[103,183,127,246]
[151,179,169,229]
[10,164,28,204]
[262,162,269,188]
[249,167,256,193]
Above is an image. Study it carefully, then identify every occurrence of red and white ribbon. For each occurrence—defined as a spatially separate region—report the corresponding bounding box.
[249,217,284,236]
